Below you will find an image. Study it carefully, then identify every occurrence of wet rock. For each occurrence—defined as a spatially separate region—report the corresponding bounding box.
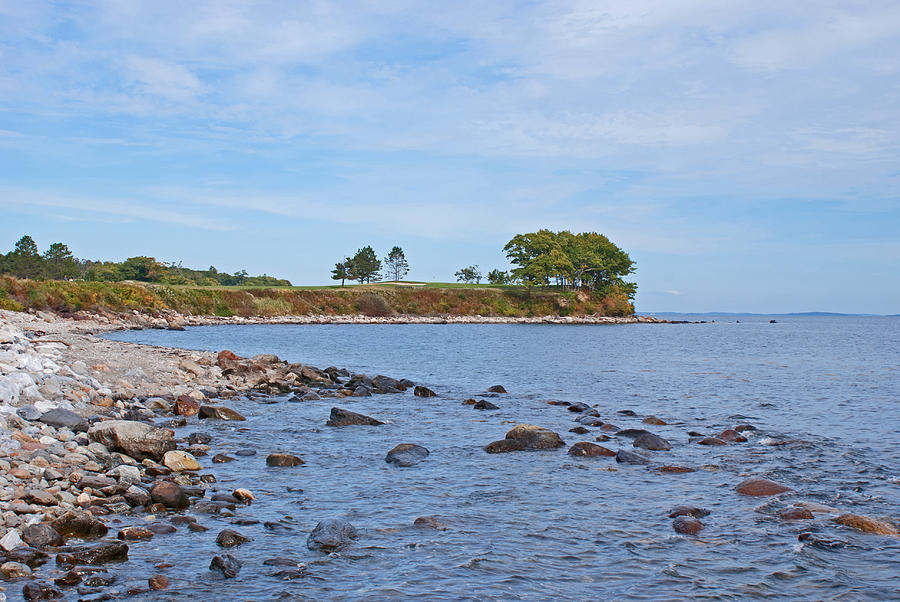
[38,408,88,432]
[778,507,814,520]
[124,485,152,507]
[117,527,154,540]
[233,489,255,503]
[266,453,305,467]
[484,439,527,453]
[486,385,507,393]
[833,514,899,536]
[698,437,726,446]
[615,428,651,439]
[413,385,436,397]
[798,532,847,549]
[150,481,189,509]
[668,505,710,518]
[575,415,604,426]
[633,433,672,451]
[163,450,201,472]
[504,424,565,450]
[198,406,246,421]
[5,548,48,569]
[461,398,477,405]
[656,466,697,473]
[188,523,209,533]
[26,489,57,506]
[326,407,383,426]
[212,454,235,463]
[216,529,251,548]
[736,477,792,497]
[174,396,200,417]
[569,426,590,435]
[148,574,169,590]
[87,420,175,461]
[673,516,703,535]
[148,523,177,535]
[642,415,667,425]
[567,442,616,457]
[413,516,447,530]
[385,444,430,467]
[1,560,32,579]
[188,432,212,445]
[21,582,61,599]
[210,553,241,578]
[615,449,650,465]
[51,511,108,539]
[307,519,358,552]
[617,409,638,416]
[54,570,82,587]
[734,424,757,432]
[235,449,257,457]
[718,429,748,443]
[55,541,129,565]
[567,402,590,413]
[20,524,62,549]
[473,400,499,410]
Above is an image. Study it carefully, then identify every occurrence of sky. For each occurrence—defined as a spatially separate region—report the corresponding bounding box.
[0,1,898,314]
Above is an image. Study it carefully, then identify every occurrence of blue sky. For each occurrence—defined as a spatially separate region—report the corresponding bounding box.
[1,1,898,313]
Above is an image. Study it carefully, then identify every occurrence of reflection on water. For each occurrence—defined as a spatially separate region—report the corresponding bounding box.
[102,317,900,600]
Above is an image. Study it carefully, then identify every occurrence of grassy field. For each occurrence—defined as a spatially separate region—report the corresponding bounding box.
[0,276,634,317]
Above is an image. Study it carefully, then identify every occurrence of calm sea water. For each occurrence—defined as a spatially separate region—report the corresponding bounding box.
[100,316,899,600]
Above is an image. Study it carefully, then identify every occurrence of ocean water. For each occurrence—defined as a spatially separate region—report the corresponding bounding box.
[100,316,900,600]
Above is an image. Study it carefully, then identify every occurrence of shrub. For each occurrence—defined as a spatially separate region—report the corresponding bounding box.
[356,293,393,317]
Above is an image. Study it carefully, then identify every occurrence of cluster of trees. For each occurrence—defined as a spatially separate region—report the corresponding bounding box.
[0,235,291,287]
[331,246,408,286]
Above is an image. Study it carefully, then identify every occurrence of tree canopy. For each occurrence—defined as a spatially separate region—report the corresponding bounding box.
[455,265,482,284]
[384,246,409,281]
[347,246,382,284]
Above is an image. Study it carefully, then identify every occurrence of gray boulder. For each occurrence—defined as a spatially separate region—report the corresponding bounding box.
[385,444,429,467]
[307,519,358,552]
[39,408,88,432]
[633,433,672,451]
[88,420,175,461]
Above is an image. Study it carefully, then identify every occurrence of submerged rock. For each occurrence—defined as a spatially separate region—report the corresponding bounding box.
[633,433,672,451]
[307,519,358,552]
[736,477,792,497]
[385,444,430,467]
[503,424,565,450]
[567,442,616,457]
[484,439,527,453]
[486,385,507,393]
[266,453,305,467]
[673,516,703,535]
[615,449,650,465]
[216,529,251,548]
[413,516,447,530]
[668,505,710,518]
[413,386,436,397]
[326,407,383,426]
[778,507,814,520]
[642,415,667,425]
[615,428,651,439]
[210,554,242,578]
[473,399,499,410]
[833,514,899,536]
[698,437,726,446]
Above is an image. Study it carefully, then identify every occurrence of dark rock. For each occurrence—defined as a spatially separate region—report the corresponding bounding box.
[656,466,697,473]
[147,523,177,534]
[385,444,429,467]
[307,519,358,552]
[473,400,499,410]
[117,527,154,540]
[697,437,726,446]
[235,449,256,457]
[668,505,710,518]
[38,408,88,432]
[413,385,436,397]
[210,554,241,578]
[55,570,83,586]
[87,420,175,461]
[174,396,200,417]
[5,548,48,569]
[615,428,651,439]
[266,453,304,467]
[188,523,209,532]
[55,542,128,565]
[568,442,616,457]
[413,516,447,530]
[77,474,116,489]
[778,506,814,520]
[642,415,667,425]
[462,398,477,405]
[198,406,246,421]
[82,572,116,586]
[617,409,638,416]
[263,521,294,533]
[567,402,590,413]
[486,385,507,393]
[633,433,672,451]
[20,524,63,549]
[150,481,189,509]
[833,514,899,535]
[718,429,748,442]
[145,465,172,476]
[148,575,169,590]
[326,407,383,426]
[734,424,757,432]
[212,454,235,463]
[673,516,703,535]
[569,426,590,434]
[736,477,792,497]
[351,386,372,397]
[484,439,527,453]
[22,582,62,600]
[576,416,604,426]
[615,449,650,465]
[51,511,108,539]
[798,532,847,549]
[547,400,570,406]
[503,424,565,450]
[216,529,251,548]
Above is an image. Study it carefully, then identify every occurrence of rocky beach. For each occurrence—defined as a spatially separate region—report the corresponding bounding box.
[0,309,898,599]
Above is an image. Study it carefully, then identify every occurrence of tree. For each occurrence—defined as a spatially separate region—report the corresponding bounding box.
[43,242,79,280]
[487,269,510,285]
[8,235,45,279]
[455,265,482,284]
[348,246,381,284]
[331,257,351,287]
[383,246,409,281]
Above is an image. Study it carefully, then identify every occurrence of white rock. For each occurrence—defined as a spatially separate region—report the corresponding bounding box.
[0,529,24,551]
[163,450,201,472]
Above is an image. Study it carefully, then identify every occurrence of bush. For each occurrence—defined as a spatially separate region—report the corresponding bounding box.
[356,293,393,317]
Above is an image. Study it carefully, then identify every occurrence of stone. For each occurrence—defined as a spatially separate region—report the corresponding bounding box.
[233,489,255,503]
[736,477,792,497]
[55,541,129,565]
[266,453,304,467]
[163,450,201,472]
[38,408,88,432]
[615,449,650,465]
[413,385,436,397]
[0,530,26,552]
[51,511,108,539]
[615,428,651,439]
[174,396,200,417]
[673,516,703,535]
[642,415,667,425]
[117,526,154,540]
[1,560,32,579]
[212,454,235,463]
[148,523,177,535]
[698,437,726,446]
[20,524,62,549]
[473,399,499,410]
[5,547,48,569]
[633,433,672,451]
[149,574,170,590]
[567,402,590,413]
[503,424,565,450]
[217,350,240,363]
[778,507,814,520]
[567,442,616,457]
[22,582,62,599]
[833,514,899,536]
[413,516,447,530]
[617,409,638,416]
[210,554,241,578]
[486,385,507,393]
[150,481,189,509]
[326,407,383,426]
[216,529,251,547]
[26,489,57,506]
[307,519,358,552]
[88,420,175,461]
[569,426,590,434]
[385,444,430,467]
[668,505,710,518]
[198,406,246,421]
[656,466,697,473]
[189,523,209,532]
[484,439,527,453]
[188,432,212,445]
[718,429,747,443]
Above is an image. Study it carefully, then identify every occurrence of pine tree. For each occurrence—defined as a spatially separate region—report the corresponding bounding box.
[384,246,409,281]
